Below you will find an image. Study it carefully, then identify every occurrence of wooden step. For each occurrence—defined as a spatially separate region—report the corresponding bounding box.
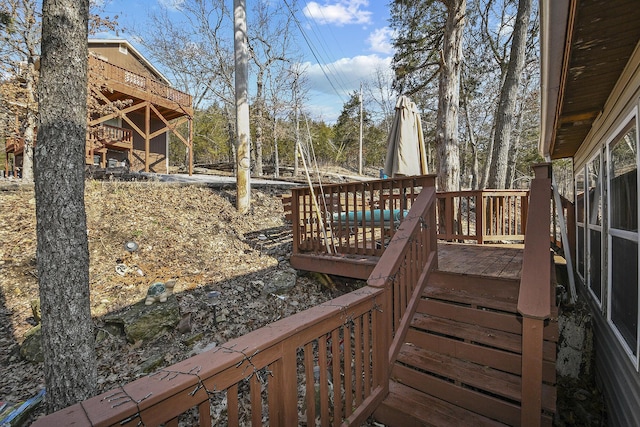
[405,327,557,384]
[374,380,508,427]
[411,313,556,362]
[395,344,556,413]
[416,298,559,343]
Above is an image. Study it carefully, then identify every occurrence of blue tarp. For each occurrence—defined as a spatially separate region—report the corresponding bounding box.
[332,209,408,226]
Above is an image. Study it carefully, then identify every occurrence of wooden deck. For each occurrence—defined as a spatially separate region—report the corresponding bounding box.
[437,242,524,279]
[374,242,558,426]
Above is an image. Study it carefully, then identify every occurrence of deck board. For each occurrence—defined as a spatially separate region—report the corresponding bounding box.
[437,242,524,280]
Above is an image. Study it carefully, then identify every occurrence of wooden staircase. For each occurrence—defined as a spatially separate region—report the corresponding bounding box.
[375,270,558,426]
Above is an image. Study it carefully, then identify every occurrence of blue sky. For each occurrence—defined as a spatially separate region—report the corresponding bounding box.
[97,0,394,123]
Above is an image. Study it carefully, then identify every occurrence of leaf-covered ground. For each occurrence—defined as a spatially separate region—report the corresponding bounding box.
[0,179,365,424]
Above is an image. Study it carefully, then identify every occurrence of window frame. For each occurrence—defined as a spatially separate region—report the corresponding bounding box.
[586,152,604,306]
[606,106,640,369]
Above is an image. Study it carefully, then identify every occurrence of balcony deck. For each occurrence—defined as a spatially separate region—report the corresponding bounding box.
[89,55,193,119]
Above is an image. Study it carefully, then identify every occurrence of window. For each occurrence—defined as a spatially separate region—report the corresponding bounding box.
[608,116,639,364]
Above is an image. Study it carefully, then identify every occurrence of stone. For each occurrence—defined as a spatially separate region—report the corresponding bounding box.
[557,302,593,378]
[95,323,124,343]
[140,354,165,373]
[182,332,204,346]
[262,269,297,294]
[104,296,181,343]
[30,299,41,324]
[20,324,43,363]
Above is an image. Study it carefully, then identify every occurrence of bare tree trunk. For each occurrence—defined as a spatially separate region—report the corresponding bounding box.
[234,0,251,213]
[506,106,524,188]
[36,0,95,412]
[463,92,479,189]
[21,61,37,182]
[273,118,280,177]
[436,0,466,192]
[486,0,532,189]
[254,74,264,176]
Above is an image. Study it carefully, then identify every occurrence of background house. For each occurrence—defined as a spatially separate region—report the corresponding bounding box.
[4,39,193,176]
[540,0,640,425]
[87,39,193,174]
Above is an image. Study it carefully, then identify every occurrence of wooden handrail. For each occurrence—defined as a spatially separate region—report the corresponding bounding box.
[517,163,552,427]
[34,179,439,426]
[368,186,438,365]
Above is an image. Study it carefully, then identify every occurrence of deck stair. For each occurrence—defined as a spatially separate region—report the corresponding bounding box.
[375,270,558,426]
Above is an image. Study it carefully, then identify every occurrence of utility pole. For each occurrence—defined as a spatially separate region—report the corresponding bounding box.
[234,0,250,213]
[359,83,363,175]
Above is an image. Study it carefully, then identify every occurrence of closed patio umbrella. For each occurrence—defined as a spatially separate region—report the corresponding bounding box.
[383,95,428,177]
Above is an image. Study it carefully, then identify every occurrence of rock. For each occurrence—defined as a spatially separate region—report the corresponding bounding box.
[20,324,43,362]
[177,312,192,334]
[140,353,165,373]
[182,332,203,346]
[104,296,180,343]
[30,299,41,324]
[95,323,124,343]
[192,341,217,355]
[557,301,593,378]
[262,269,297,294]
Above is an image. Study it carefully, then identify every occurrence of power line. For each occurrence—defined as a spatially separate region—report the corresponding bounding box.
[282,0,347,104]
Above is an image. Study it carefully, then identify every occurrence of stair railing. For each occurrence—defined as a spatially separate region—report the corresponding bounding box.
[517,163,553,426]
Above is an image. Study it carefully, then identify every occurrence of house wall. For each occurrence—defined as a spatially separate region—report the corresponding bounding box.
[573,41,640,426]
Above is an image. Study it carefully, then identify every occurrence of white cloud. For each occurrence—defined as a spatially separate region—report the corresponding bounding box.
[158,0,184,11]
[303,0,372,26]
[305,54,392,96]
[300,54,392,122]
[367,27,394,54]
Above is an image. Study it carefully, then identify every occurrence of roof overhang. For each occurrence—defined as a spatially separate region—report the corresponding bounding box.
[539,0,640,160]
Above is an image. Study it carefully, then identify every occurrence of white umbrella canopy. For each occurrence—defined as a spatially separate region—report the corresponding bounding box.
[383,95,428,177]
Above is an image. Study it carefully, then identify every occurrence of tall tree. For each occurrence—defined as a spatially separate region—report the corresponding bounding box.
[234,0,250,213]
[486,0,534,189]
[436,0,466,191]
[35,0,95,412]
[0,0,40,182]
[248,0,294,176]
[391,0,466,191]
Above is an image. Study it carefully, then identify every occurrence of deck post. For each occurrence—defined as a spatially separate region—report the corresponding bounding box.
[518,163,552,426]
[145,102,150,172]
[476,191,483,243]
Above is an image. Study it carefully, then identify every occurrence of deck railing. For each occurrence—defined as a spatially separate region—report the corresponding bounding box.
[288,175,434,258]
[89,124,134,145]
[5,136,25,154]
[89,56,192,109]
[33,179,439,426]
[436,189,529,243]
[517,164,553,427]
